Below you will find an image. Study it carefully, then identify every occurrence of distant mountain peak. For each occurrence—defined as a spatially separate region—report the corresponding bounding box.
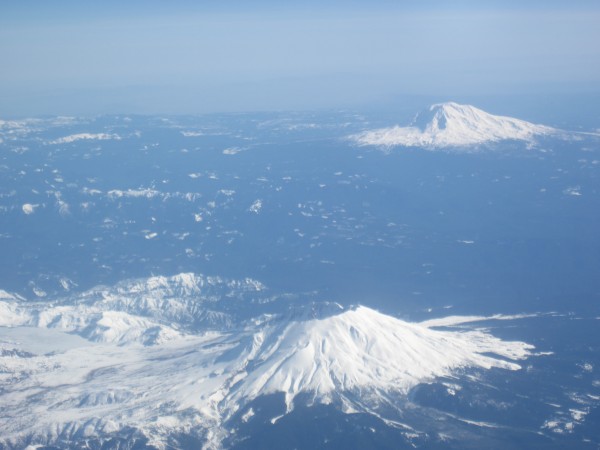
[412,102,483,131]
[353,102,557,149]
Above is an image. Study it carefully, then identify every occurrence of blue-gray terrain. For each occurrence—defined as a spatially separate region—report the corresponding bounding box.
[0,104,599,449]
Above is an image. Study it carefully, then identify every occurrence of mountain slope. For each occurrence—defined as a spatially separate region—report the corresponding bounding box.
[234,306,531,412]
[352,102,556,149]
[0,273,535,449]
[0,273,268,345]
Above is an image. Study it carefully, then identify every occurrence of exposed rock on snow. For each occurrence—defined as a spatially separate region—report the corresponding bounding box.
[0,273,535,449]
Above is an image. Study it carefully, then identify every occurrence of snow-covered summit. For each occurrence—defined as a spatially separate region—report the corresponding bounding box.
[234,305,532,414]
[352,102,556,149]
[0,273,536,449]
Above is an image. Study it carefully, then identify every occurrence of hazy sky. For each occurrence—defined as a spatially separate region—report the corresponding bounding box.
[1,1,599,115]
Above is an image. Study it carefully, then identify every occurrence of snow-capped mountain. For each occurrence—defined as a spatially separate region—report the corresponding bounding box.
[0,273,268,346]
[352,102,556,149]
[0,273,535,449]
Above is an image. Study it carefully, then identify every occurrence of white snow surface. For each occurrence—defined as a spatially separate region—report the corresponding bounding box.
[49,133,121,144]
[352,102,556,149]
[0,273,534,449]
[21,203,37,215]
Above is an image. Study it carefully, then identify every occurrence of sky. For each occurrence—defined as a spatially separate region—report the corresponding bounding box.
[1,1,600,116]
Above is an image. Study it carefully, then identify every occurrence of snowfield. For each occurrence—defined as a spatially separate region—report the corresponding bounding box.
[0,273,534,449]
[48,133,121,144]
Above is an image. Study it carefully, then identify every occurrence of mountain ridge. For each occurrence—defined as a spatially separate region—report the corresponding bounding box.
[0,273,535,449]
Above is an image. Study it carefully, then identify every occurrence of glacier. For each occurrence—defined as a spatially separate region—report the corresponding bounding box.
[351,102,557,149]
[0,273,535,449]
